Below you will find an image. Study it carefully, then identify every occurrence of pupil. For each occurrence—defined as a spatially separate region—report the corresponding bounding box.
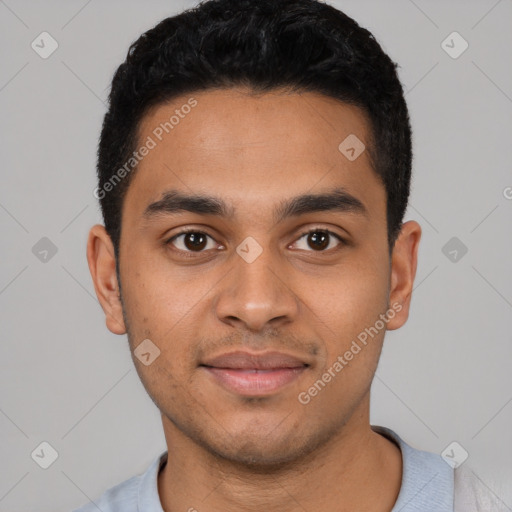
[309,231,328,250]
[185,233,207,251]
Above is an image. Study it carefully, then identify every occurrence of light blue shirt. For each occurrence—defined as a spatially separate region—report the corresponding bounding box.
[72,425,483,512]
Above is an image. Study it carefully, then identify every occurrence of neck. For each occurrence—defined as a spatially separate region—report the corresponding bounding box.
[157,407,402,512]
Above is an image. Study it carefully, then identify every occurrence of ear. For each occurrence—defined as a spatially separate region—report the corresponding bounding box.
[386,220,422,330]
[86,224,127,335]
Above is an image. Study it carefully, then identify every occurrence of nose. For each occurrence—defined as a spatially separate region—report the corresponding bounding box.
[213,242,300,333]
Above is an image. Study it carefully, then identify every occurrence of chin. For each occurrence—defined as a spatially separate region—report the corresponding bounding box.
[200,423,324,471]
[214,440,310,469]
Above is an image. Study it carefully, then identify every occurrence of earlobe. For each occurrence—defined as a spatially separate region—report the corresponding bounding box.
[86,224,127,335]
[386,220,422,331]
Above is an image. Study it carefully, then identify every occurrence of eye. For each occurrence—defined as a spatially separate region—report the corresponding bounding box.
[166,229,221,254]
[166,227,345,257]
[290,228,345,252]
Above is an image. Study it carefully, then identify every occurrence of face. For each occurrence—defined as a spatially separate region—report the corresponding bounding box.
[87,87,420,467]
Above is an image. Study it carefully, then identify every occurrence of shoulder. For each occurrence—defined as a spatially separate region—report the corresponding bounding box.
[71,451,167,512]
[71,473,140,512]
[454,464,511,512]
[372,425,454,511]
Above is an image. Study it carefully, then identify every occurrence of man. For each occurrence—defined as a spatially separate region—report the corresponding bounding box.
[77,0,497,510]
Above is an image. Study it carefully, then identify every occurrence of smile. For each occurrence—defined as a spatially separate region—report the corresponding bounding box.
[199,350,310,396]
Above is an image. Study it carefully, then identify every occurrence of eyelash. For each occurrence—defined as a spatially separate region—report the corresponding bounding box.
[165,227,345,258]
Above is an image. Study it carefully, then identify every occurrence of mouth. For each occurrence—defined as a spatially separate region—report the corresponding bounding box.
[199,351,310,396]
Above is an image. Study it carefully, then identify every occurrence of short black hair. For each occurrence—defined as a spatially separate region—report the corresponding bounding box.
[96,0,412,264]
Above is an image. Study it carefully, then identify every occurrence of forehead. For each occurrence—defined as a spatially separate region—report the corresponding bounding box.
[122,87,385,225]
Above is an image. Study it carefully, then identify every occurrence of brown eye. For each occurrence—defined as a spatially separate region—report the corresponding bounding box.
[292,229,344,252]
[307,231,329,250]
[183,232,208,251]
[167,230,217,253]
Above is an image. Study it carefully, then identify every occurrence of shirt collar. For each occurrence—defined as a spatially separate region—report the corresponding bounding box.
[138,450,167,511]
[372,425,454,511]
[138,426,454,511]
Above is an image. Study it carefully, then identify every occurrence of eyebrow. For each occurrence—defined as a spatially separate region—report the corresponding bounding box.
[142,187,368,225]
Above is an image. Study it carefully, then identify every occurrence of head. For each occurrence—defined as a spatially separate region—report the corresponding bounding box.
[87,0,421,468]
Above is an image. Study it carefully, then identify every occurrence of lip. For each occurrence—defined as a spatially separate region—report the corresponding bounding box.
[200,351,309,396]
[201,350,308,370]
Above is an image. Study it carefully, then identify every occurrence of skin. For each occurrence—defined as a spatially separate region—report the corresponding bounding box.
[87,87,421,512]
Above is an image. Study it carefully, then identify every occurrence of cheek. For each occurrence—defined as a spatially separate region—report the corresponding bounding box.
[297,263,389,414]
[308,256,389,343]
[120,259,216,378]
[121,257,207,334]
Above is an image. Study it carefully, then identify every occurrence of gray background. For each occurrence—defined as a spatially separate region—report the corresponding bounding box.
[1,0,511,510]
